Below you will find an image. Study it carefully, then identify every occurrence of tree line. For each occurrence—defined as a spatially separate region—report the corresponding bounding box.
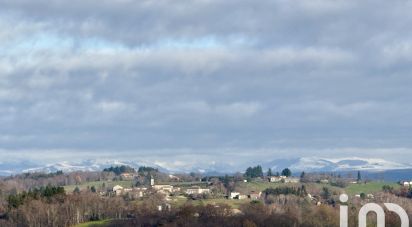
[244,165,292,178]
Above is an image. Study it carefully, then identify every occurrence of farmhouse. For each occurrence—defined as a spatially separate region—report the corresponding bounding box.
[112,185,148,197]
[230,192,240,199]
[229,192,248,199]
[268,176,285,182]
[153,184,175,194]
[186,187,210,195]
[268,176,300,183]
[153,184,173,191]
[112,185,124,195]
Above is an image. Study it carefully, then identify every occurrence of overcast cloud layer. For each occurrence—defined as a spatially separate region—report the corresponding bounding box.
[1,0,412,166]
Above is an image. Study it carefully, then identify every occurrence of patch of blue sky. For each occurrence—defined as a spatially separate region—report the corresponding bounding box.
[151,35,255,50]
[2,32,253,58]
[2,32,124,55]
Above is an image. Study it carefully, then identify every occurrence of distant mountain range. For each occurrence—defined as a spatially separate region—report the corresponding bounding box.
[1,157,412,181]
[262,157,412,172]
[0,159,164,176]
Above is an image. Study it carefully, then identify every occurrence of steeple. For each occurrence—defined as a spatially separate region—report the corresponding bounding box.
[150,175,155,186]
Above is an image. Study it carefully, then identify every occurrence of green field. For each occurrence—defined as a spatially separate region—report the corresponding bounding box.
[344,182,400,195]
[73,219,111,227]
[237,180,400,196]
[236,181,343,194]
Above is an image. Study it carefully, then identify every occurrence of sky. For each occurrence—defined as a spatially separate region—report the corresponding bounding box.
[1,0,412,169]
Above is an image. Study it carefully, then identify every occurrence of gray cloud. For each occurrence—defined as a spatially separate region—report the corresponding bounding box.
[0,0,412,164]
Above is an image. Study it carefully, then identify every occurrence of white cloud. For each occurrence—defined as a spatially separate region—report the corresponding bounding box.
[288,100,378,117]
[214,102,262,117]
[261,47,355,68]
[96,101,131,113]
[0,0,411,163]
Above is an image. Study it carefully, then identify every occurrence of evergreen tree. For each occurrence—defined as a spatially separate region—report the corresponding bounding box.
[357,171,362,182]
[256,165,263,177]
[103,165,136,175]
[244,165,264,178]
[267,168,273,177]
[281,168,292,177]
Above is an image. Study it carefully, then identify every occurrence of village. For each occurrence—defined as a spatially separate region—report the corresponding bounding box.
[2,164,410,226]
[63,165,399,213]
[65,165,318,212]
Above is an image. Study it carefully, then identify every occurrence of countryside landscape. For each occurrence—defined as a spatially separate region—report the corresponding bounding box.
[0,162,411,226]
[2,0,412,226]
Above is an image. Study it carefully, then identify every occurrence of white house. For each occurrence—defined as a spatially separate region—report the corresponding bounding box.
[153,185,173,191]
[230,192,240,199]
[268,176,286,182]
[401,181,412,187]
[186,187,210,195]
[268,176,300,183]
[113,185,124,195]
[153,185,175,194]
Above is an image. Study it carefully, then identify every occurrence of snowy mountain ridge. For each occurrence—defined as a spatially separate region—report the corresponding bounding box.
[0,157,411,176]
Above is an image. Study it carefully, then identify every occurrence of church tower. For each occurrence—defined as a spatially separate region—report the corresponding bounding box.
[150,176,155,186]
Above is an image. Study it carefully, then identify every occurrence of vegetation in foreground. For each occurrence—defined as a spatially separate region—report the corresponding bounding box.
[0,165,410,226]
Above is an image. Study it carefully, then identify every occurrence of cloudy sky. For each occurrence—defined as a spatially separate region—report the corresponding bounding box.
[1,0,412,168]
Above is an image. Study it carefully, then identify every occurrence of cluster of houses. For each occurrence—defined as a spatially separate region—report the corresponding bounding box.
[112,185,147,198]
[268,176,300,183]
[226,175,301,201]
[229,191,261,200]
[109,173,302,203]
[111,176,211,198]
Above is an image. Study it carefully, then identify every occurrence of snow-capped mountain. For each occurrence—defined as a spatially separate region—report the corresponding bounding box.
[0,159,166,175]
[263,157,412,172]
[0,157,411,176]
[22,160,121,173]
